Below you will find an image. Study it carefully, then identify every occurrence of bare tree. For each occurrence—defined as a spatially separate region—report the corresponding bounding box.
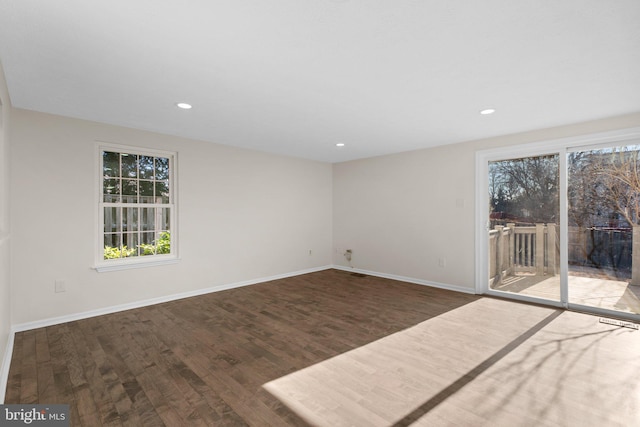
[591,147,640,226]
[489,154,559,224]
[568,151,605,228]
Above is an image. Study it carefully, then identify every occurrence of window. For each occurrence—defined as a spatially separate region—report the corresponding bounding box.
[97,144,177,271]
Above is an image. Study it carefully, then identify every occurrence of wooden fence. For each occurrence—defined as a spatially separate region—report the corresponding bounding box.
[568,227,632,276]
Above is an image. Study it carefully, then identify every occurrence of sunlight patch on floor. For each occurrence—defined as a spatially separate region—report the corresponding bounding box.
[495,274,640,314]
[264,299,640,426]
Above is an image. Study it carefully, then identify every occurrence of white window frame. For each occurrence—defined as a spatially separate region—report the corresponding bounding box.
[95,142,179,272]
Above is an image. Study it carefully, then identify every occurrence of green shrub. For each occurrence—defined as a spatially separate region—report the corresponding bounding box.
[103,231,171,259]
[103,245,136,259]
[139,243,154,256]
[155,231,171,254]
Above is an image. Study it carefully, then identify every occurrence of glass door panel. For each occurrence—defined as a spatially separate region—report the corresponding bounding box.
[568,146,640,315]
[488,154,560,302]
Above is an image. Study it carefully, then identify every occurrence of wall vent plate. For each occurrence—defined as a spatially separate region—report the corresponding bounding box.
[599,318,639,330]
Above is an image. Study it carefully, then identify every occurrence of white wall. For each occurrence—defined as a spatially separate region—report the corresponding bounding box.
[0,61,12,402]
[10,109,333,325]
[6,95,640,331]
[333,112,640,291]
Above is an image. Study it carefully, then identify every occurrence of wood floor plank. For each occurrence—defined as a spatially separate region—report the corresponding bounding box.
[68,320,123,426]
[34,328,57,403]
[4,331,23,403]
[91,317,149,426]
[34,328,51,364]
[18,330,38,404]
[47,324,83,426]
[125,311,221,426]
[5,269,638,426]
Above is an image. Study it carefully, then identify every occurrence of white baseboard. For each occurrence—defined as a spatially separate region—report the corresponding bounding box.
[9,265,471,334]
[0,331,15,403]
[331,265,477,295]
[2,266,332,401]
[11,265,333,334]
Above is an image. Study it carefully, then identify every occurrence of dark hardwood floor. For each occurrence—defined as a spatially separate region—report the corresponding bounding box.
[10,270,639,426]
[4,269,479,426]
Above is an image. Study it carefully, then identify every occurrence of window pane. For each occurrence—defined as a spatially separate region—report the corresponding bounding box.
[104,233,120,248]
[139,155,154,179]
[156,230,170,254]
[139,181,154,203]
[122,233,139,257]
[122,179,138,202]
[103,151,120,177]
[155,157,169,180]
[103,178,120,203]
[141,232,156,255]
[141,207,155,231]
[122,207,138,232]
[568,145,640,315]
[155,181,170,204]
[488,154,560,302]
[104,207,121,233]
[121,153,138,178]
[104,234,122,259]
[160,208,170,231]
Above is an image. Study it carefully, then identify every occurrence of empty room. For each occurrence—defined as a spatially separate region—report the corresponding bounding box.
[1,1,640,426]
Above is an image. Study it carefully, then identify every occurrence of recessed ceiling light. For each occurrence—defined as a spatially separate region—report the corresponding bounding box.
[480,108,496,115]
[176,102,192,110]
[336,143,345,147]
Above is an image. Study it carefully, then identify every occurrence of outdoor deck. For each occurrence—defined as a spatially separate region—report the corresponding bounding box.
[492,273,640,314]
[490,223,640,316]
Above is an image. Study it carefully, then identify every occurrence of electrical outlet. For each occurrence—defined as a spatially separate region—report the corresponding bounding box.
[438,258,446,268]
[55,280,66,293]
[308,249,312,256]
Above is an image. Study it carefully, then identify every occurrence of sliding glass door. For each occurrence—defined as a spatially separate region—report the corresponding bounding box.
[477,130,640,321]
[488,154,561,303]
[567,146,640,316]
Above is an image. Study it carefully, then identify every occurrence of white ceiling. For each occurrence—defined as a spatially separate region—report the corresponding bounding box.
[1,1,639,163]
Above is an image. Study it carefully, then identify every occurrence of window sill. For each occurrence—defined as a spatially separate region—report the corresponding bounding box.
[94,257,180,273]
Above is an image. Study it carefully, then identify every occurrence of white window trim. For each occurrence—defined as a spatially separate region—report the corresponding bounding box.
[94,142,179,272]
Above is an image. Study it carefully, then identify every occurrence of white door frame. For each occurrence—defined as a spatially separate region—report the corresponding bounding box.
[475,127,640,320]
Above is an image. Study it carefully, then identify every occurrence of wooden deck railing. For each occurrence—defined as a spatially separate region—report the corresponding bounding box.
[490,224,640,287]
[489,223,558,286]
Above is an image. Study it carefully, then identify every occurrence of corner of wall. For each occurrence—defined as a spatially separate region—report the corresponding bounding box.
[0,58,14,403]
